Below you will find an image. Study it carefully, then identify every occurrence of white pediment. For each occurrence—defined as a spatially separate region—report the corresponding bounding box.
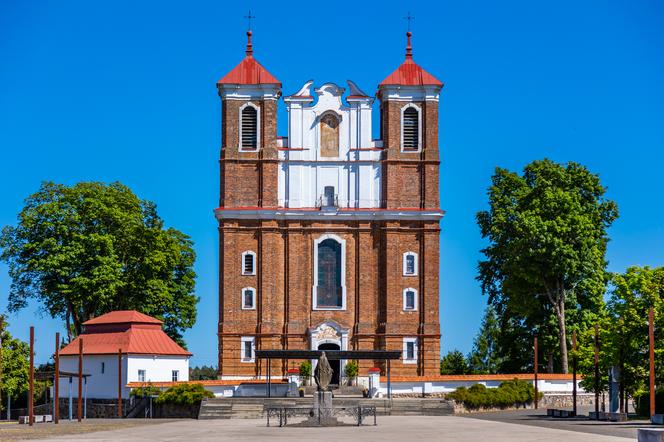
[312,83,346,112]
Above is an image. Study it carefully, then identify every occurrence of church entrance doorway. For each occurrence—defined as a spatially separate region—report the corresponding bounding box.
[317,343,340,386]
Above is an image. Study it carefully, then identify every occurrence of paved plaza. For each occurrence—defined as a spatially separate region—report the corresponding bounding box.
[12,415,637,442]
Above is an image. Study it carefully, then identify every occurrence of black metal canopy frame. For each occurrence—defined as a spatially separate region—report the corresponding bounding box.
[254,350,401,398]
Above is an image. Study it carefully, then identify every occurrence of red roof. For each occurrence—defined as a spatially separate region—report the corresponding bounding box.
[217,31,280,86]
[83,310,162,326]
[60,310,191,357]
[379,32,442,87]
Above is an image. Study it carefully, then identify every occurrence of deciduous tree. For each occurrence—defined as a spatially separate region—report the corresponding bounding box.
[0,182,198,345]
[477,159,617,373]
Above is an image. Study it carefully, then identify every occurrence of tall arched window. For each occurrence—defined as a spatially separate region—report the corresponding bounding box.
[314,236,345,309]
[320,113,340,157]
[401,105,420,151]
[240,104,259,150]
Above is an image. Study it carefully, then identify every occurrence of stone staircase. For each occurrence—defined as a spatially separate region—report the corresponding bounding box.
[197,397,453,419]
[390,398,455,416]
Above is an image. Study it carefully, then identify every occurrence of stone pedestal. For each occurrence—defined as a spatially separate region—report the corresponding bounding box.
[306,391,338,426]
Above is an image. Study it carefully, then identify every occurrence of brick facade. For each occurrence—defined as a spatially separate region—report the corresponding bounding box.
[216,33,443,379]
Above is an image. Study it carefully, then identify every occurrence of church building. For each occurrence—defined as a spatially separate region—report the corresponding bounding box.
[215,30,444,379]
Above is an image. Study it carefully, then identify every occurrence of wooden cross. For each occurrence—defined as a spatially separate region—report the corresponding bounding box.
[244,10,256,32]
[403,12,414,32]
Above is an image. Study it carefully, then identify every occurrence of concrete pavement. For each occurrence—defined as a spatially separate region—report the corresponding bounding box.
[41,416,632,441]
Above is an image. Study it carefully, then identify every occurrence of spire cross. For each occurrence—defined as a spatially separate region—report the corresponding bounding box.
[244,10,256,32]
[244,10,255,57]
[403,12,414,32]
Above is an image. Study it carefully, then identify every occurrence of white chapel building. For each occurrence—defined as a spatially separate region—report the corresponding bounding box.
[57,310,191,399]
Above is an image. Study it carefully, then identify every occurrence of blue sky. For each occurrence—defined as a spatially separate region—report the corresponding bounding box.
[1,0,662,366]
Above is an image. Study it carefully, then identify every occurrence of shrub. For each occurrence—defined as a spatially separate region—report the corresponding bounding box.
[130,383,162,398]
[299,361,312,378]
[155,383,214,405]
[446,379,542,410]
[344,361,359,379]
[634,389,664,416]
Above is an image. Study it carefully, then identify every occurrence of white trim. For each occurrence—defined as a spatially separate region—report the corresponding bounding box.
[238,102,261,152]
[403,337,418,364]
[241,287,256,310]
[215,208,444,221]
[240,336,255,363]
[400,103,422,152]
[402,251,418,276]
[312,234,346,310]
[241,251,256,276]
[402,287,418,311]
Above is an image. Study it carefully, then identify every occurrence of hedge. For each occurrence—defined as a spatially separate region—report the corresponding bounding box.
[634,389,664,416]
[446,379,541,410]
[154,383,214,406]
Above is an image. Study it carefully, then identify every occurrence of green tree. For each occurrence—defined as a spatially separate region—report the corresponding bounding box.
[189,365,218,381]
[468,306,503,374]
[440,350,470,375]
[0,181,198,345]
[477,159,617,373]
[580,266,664,410]
[0,318,30,407]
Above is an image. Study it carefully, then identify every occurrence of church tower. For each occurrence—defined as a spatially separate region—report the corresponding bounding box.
[216,30,443,379]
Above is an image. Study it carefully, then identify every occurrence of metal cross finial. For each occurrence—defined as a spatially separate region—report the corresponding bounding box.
[403,12,414,32]
[244,10,256,32]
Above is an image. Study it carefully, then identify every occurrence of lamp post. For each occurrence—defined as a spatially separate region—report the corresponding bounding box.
[572,329,577,417]
[649,307,655,419]
[54,332,60,424]
[594,324,600,419]
[534,333,538,410]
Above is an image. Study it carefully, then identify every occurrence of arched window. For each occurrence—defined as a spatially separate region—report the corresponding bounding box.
[403,288,418,311]
[320,112,340,157]
[403,252,418,276]
[401,105,420,151]
[240,104,259,150]
[241,251,256,275]
[241,287,256,310]
[313,236,345,309]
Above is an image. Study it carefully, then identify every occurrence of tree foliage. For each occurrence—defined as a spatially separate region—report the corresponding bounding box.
[580,266,664,408]
[189,365,218,381]
[440,350,470,375]
[0,318,30,402]
[467,306,503,374]
[477,159,617,373]
[0,181,198,345]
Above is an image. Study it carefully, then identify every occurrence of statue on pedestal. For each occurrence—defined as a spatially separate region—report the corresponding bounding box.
[314,351,333,391]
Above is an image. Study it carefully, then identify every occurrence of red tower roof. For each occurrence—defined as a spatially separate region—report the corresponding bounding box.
[59,310,192,356]
[379,32,443,87]
[217,31,281,86]
[83,310,162,326]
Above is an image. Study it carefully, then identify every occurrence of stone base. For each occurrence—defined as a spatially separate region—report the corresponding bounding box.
[637,428,664,442]
[302,391,339,426]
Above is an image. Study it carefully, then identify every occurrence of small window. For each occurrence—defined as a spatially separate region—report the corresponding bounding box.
[241,337,255,362]
[242,287,256,310]
[101,362,105,374]
[403,252,418,276]
[402,106,420,151]
[172,370,179,382]
[403,338,418,364]
[242,251,256,275]
[138,369,146,382]
[403,288,417,311]
[240,105,258,150]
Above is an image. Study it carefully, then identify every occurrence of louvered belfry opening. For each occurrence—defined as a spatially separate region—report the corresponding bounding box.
[402,107,419,150]
[241,105,258,149]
